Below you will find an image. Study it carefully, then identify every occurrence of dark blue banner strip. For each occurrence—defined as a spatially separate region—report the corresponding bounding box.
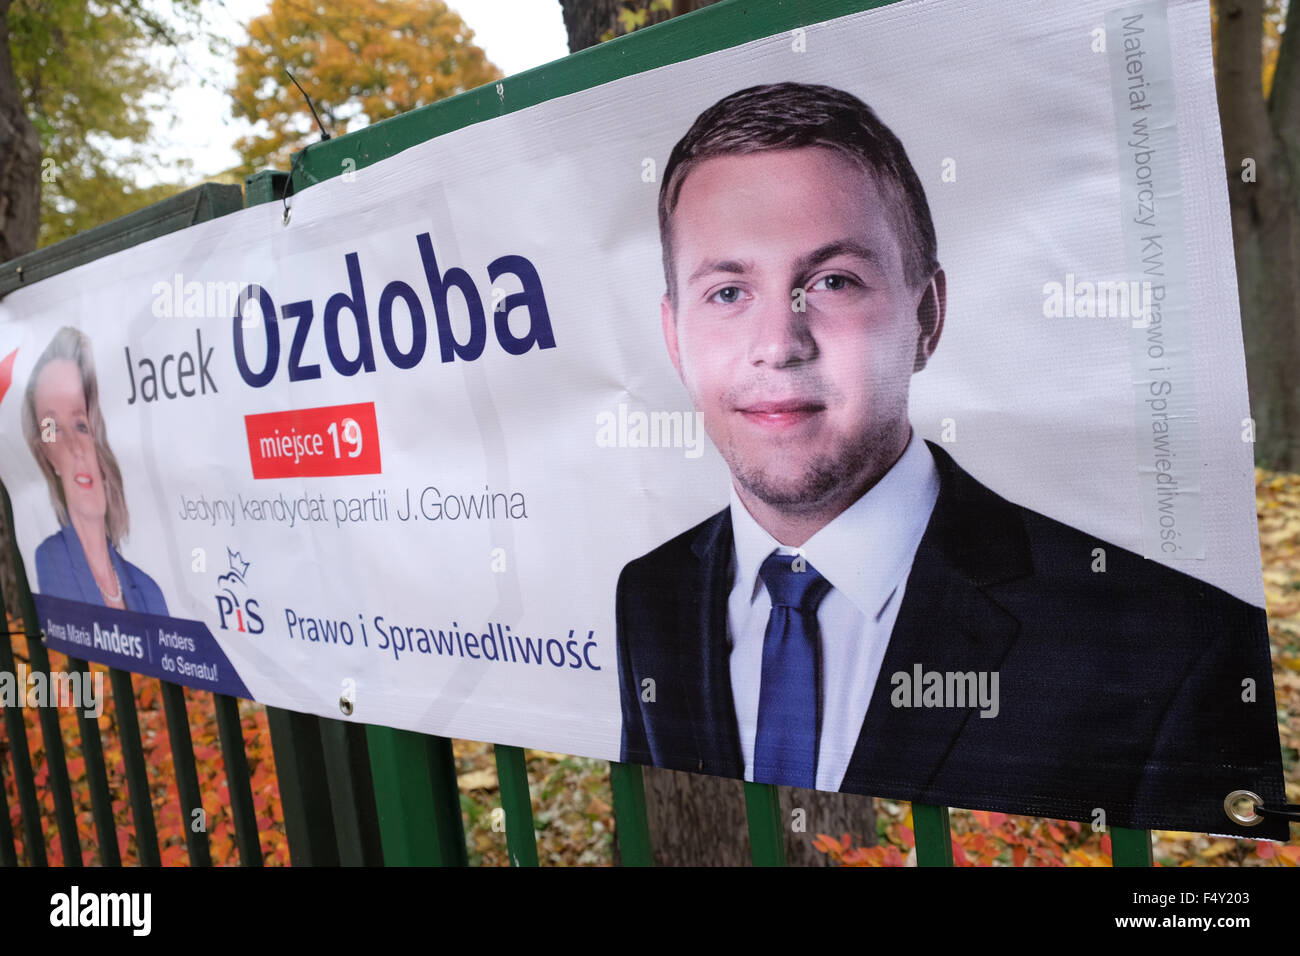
[33,593,252,699]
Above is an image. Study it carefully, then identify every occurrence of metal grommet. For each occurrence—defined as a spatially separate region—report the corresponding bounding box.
[339,695,354,717]
[1224,789,1263,826]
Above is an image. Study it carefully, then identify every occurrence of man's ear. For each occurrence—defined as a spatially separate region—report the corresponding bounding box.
[661,293,684,380]
[913,267,946,373]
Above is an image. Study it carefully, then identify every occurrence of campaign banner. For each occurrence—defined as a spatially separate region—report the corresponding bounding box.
[0,0,1288,839]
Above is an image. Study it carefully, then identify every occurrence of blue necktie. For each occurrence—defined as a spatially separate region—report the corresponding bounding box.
[753,552,831,789]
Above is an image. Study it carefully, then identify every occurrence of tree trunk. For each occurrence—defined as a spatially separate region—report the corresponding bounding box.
[559,0,724,53]
[1216,0,1300,471]
[559,0,876,865]
[639,769,877,866]
[0,0,40,261]
[0,0,37,618]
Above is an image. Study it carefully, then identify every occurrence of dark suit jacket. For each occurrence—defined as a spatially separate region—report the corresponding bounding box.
[616,441,1289,839]
[35,523,169,617]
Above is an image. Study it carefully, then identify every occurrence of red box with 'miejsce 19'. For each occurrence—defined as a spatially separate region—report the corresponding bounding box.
[244,401,382,479]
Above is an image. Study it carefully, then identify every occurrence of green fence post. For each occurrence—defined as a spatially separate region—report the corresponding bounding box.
[364,726,466,866]
[65,655,119,865]
[1111,827,1153,866]
[213,693,262,866]
[0,618,43,865]
[912,803,954,866]
[744,782,787,866]
[107,669,161,866]
[264,706,339,866]
[318,718,384,866]
[158,681,212,865]
[494,745,539,867]
[609,762,653,866]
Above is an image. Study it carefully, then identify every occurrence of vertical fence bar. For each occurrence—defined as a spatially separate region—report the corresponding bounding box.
[107,669,160,865]
[2,484,79,865]
[265,707,339,866]
[0,604,45,865]
[158,681,211,865]
[912,803,954,866]
[0,741,16,866]
[609,762,653,866]
[423,734,469,866]
[22,635,81,865]
[365,727,466,866]
[1110,827,1153,866]
[494,745,539,867]
[743,782,787,866]
[212,694,261,866]
[65,655,119,865]
[317,718,384,866]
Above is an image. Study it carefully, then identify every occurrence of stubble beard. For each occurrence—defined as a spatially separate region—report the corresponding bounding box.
[724,418,903,518]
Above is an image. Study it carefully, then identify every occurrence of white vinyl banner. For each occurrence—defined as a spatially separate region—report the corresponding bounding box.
[0,0,1288,837]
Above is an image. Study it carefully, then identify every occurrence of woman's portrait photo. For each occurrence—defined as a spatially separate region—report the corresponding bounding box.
[21,326,169,615]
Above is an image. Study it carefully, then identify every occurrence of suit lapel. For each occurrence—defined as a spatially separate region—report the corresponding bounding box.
[59,524,140,611]
[842,442,1032,797]
[688,510,744,779]
[59,524,102,605]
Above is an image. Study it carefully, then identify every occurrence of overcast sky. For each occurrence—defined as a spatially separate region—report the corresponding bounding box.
[149,0,572,185]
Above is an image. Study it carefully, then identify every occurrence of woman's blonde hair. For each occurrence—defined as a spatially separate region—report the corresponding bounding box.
[21,327,129,547]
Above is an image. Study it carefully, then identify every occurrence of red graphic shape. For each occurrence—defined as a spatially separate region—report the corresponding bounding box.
[0,348,17,406]
[245,401,382,479]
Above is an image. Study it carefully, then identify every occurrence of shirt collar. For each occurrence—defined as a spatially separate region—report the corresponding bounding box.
[729,431,941,620]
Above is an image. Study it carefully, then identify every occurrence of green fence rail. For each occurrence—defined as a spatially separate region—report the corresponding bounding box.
[0,0,1161,868]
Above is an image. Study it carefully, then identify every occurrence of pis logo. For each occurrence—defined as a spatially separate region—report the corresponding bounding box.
[215,548,264,634]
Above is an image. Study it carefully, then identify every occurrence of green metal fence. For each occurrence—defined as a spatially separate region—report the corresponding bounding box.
[0,0,1158,868]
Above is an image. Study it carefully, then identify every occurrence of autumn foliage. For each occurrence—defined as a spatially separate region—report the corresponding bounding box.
[1,627,289,866]
[231,0,502,173]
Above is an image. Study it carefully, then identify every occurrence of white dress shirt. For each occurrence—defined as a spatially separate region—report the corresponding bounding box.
[727,431,941,791]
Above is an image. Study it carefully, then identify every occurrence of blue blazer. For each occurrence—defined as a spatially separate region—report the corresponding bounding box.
[34,523,169,617]
[616,441,1289,840]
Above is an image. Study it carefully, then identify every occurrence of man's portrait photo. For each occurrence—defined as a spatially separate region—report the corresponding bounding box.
[614,82,1288,838]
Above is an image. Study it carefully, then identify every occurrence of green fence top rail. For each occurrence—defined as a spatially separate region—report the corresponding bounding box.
[0,183,243,298]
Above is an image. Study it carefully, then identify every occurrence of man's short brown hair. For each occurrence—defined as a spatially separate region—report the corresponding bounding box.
[658,82,939,303]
